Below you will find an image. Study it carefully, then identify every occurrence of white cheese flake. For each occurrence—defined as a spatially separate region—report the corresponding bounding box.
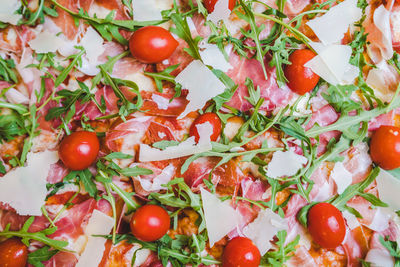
[330,162,352,194]
[366,207,390,232]
[176,60,225,119]
[306,0,362,45]
[365,248,395,267]
[28,30,65,54]
[151,94,170,110]
[376,170,400,211]
[243,208,287,255]
[0,151,59,216]
[342,210,360,230]
[76,210,114,267]
[0,0,22,25]
[136,164,175,192]
[139,122,213,162]
[132,0,166,21]
[199,41,232,72]
[78,27,105,76]
[200,188,239,247]
[304,44,359,85]
[208,0,231,24]
[266,150,307,179]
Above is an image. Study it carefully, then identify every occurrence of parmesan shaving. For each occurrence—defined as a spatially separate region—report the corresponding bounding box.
[376,170,400,211]
[306,0,362,44]
[136,164,175,192]
[243,208,287,255]
[265,150,307,178]
[28,30,65,54]
[132,0,168,21]
[365,248,395,267]
[0,151,59,216]
[176,60,225,119]
[151,94,170,110]
[78,27,105,76]
[0,0,22,25]
[199,41,232,72]
[330,162,352,194]
[139,122,213,162]
[208,0,231,24]
[200,188,239,247]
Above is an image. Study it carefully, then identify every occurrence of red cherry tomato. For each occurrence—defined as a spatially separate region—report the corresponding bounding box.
[129,26,179,64]
[0,238,28,267]
[307,203,346,249]
[370,125,400,170]
[189,113,222,142]
[284,49,320,95]
[222,237,261,267]
[58,131,100,171]
[204,0,236,13]
[130,204,170,242]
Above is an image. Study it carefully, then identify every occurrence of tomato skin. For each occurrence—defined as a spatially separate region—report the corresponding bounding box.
[204,0,236,13]
[58,131,100,171]
[284,49,320,95]
[307,203,346,249]
[130,205,170,242]
[129,26,179,64]
[189,113,222,142]
[370,125,400,170]
[0,238,28,267]
[222,237,261,267]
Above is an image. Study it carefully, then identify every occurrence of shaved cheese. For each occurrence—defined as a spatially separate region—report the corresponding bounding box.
[376,170,400,211]
[88,2,112,19]
[370,5,393,63]
[366,207,390,232]
[199,41,232,72]
[0,151,58,216]
[200,188,239,247]
[176,60,225,119]
[28,30,65,54]
[132,0,167,21]
[330,162,352,194]
[76,210,114,267]
[243,208,287,255]
[306,0,362,44]
[266,150,307,178]
[151,94,170,110]
[365,248,395,267]
[124,244,151,266]
[136,164,175,192]
[208,0,231,24]
[304,44,359,85]
[0,0,22,25]
[139,122,213,162]
[5,88,29,104]
[311,182,331,202]
[342,210,360,230]
[78,27,105,76]
[366,65,395,102]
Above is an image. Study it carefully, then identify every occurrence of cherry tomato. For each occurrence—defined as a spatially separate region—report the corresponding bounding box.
[58,131,100,171]
[307,203,346,249]
[222,237,261,267]
[284,49,320,95]
[370,125,400,170]
[129,26,179,64]
[204,0,236,13]
[130,204,170,242]
[0,238,28,267]
[189,113,222,142]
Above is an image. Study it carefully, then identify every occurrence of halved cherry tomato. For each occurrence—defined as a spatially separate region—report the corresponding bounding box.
[307,203,346,249]
[284,49,320,95]
[222,237,261,267]
[0,238,28,267]
[189,113,222,142]
[129,26,179,64]
[204,0,236,13]
[370,125,400,170]
[130,204,170,242]
[58,131,100,171]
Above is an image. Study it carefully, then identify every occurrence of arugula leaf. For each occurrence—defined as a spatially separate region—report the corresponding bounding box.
[18,0,58,26]
[144,64,180,92]
[262,231,299,266]
[152,140,180,150]
[170,13,202,60]
[0,217,68,251]
[54,47,85,88]
[28,246,59,267]
[20,105,39,165]
[0,112,28,143]
[379,236,400,266]
[0,57,18,83]
[64,169,98,198]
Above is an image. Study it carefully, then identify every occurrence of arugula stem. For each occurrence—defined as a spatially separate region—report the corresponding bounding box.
[109,182,139,211]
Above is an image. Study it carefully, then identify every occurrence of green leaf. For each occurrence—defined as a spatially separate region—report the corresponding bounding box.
[262,230,299,266]
[54,47,85,88]
[296,202,318,228]
[28,246,59,267]
[78,169,98,198]
[379,236,400,266]
[120,167,154,177]
[103,152,133,160]
[152,140,180,150]
[0,57,18,83]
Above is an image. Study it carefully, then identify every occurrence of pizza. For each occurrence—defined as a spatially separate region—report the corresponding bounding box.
[0,0,400,266]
